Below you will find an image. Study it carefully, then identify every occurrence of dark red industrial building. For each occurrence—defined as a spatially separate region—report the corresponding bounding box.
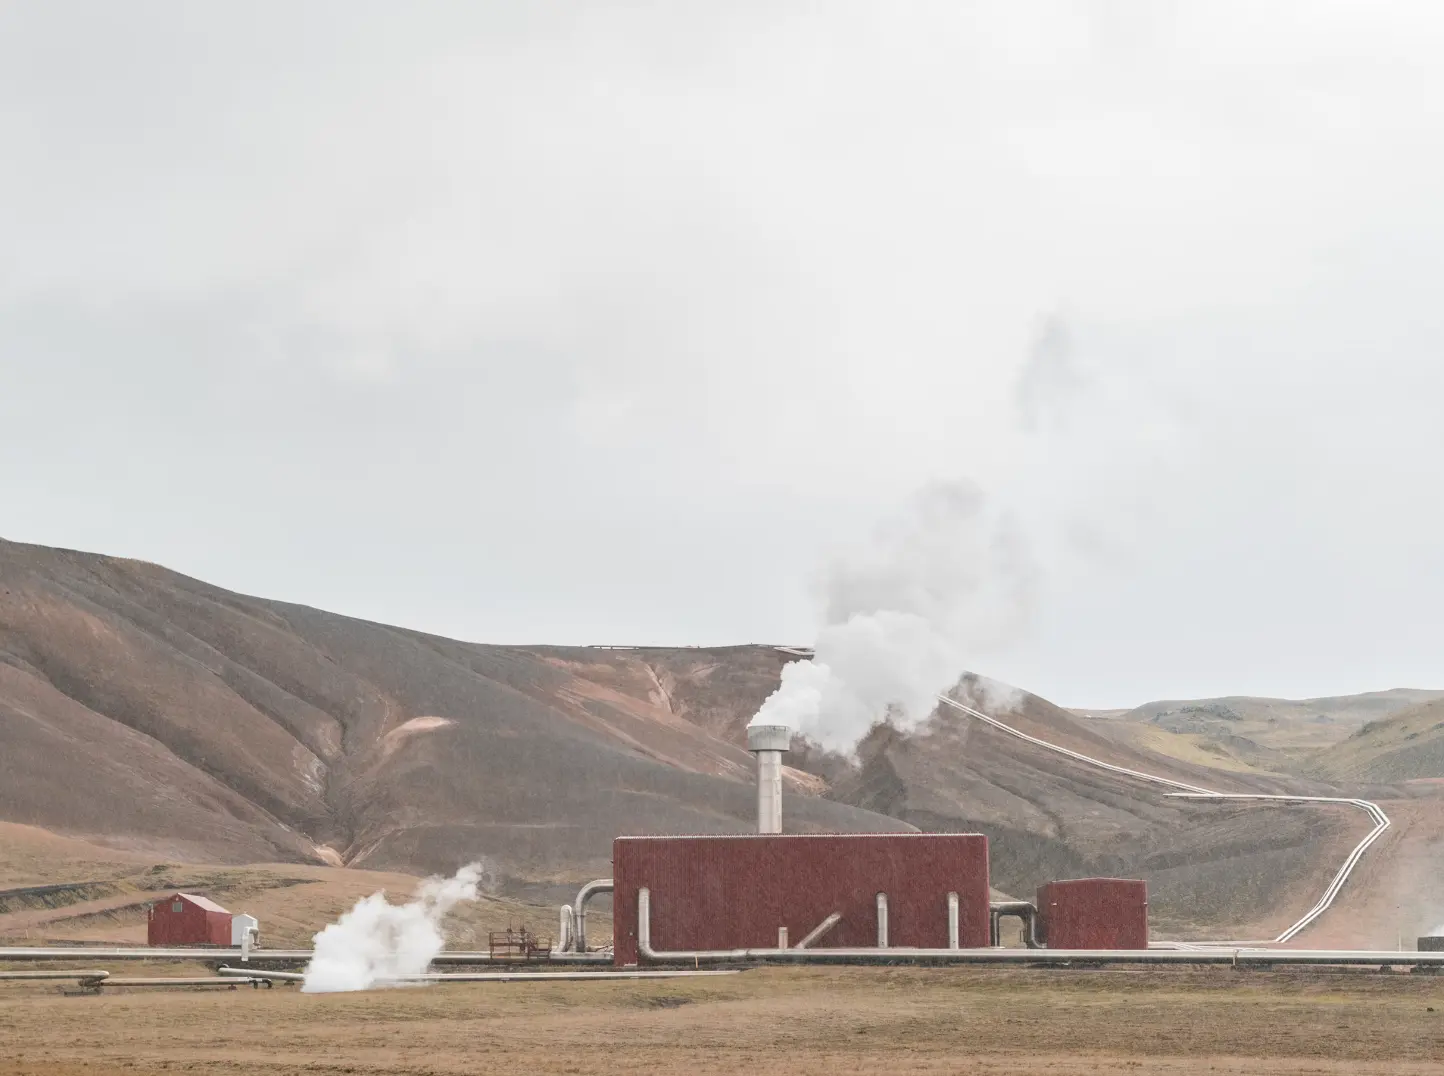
[1036,878,1149,950]
[597,732,1152,963]
[147,892,233,947]
[612,833,991,965]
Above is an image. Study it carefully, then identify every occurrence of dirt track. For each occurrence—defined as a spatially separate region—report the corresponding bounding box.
[4,966,1444,1075]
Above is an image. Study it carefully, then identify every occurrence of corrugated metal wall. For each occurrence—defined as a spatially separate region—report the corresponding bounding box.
[613,833,990,965]
[1036,878,1148,950]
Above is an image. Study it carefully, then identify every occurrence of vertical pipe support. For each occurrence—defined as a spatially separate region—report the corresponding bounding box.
[638,887,652,959]
[553,905,574,955]
[876,892,889,948]
[947,892,960,950]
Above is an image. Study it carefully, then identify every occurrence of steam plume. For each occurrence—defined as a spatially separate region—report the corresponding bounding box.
[751,480,1034,753]
[750,312,1180,754]
[301,862,487,992]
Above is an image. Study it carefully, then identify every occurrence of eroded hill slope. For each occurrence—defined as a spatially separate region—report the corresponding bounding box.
[0,537,1412,938]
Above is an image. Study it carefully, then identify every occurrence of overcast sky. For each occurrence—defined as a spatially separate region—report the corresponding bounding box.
[3,1,1442,708]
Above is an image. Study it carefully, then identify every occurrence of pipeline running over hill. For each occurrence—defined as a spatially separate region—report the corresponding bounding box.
[935,694,1391,945]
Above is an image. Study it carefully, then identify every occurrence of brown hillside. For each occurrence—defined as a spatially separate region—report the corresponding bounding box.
[1306,697,1444,784]
[819,679,1365,936]
[0,537,1420,941]
[0,539,900,899]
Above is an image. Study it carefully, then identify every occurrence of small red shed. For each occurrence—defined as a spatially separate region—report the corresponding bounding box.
[1036,878,1148,950]
[147,892,233,947]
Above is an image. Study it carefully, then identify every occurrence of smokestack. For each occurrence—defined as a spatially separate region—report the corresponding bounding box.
[747,724,790,834]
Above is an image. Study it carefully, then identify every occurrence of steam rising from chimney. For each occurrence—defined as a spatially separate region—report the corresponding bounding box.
[750,480,1033,754]
[750,312,1182,754]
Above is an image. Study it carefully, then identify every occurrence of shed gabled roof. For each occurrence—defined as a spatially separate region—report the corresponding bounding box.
[172,892,230,914]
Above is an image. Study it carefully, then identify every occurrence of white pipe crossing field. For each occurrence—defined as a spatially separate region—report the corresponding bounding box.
[633,885,1444,966]
[213,966,736,985]
[0,948,612,963]
[935,695,1392,945]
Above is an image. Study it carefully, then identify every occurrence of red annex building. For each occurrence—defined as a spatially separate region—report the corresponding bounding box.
[147,892,232,947]
[1036,878,1149,950]
[612,833,991,965]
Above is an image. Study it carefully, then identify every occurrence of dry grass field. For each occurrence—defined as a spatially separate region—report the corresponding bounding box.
[0,823,588,950]
[4,965,1444,1076]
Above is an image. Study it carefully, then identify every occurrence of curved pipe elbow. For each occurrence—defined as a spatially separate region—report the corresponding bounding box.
[990,900,1043,949]
[572,878,614,953]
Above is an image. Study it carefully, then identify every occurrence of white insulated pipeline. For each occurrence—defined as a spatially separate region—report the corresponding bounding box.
[219,966,303,982]
[1167,793,1393,944]
[554,905,574,955]
[571,878,614,953]
[935,695,1391,946]
[633,888,1444,966]
[990,901,1043,949]
[0,947,611,964]
[412,970,738,981]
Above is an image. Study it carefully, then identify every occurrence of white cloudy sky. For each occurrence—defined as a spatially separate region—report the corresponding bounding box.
[3,1,1442,707]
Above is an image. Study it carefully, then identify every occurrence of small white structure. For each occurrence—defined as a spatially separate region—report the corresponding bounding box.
[230,913,260,950]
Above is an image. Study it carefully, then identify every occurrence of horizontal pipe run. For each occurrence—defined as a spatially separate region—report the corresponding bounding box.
[0,948,612,964]
[0,970,109,981]
[382,970,740,983]
[99,977,269,987]
[636,885,1444,966]
[437,952,606,965]
[636,944,1444,967]
[214,965,737,984]
[218,966,303,982]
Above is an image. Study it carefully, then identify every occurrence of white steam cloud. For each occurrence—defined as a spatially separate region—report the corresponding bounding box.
[751,480,1035,753]
[301,862,487,993]
[750,313,1184,753]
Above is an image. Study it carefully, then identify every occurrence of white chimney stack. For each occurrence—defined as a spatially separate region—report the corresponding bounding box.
[746,724,791,834]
